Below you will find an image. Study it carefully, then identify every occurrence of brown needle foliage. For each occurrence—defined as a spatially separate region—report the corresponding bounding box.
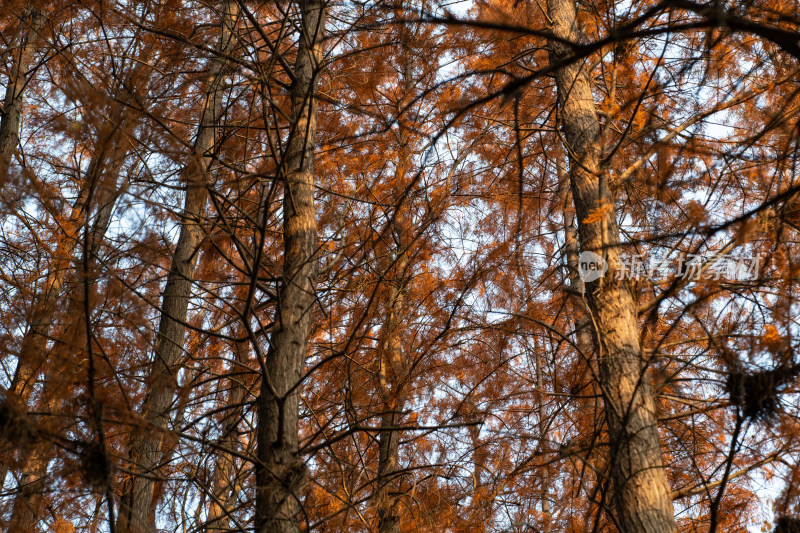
[3,1,800,532]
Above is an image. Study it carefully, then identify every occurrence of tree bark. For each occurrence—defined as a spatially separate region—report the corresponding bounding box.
[557,158,594,356]
[0,7,45,184]
[254,1,325,531]
[116,5,238,532]
[546,0,677,531]
[375,265,409,533]
[534,342,551,533]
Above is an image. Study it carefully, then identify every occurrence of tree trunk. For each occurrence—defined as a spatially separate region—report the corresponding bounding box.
[116,5,238,532]
[254,1,325,531]
[0,7,45,184]
[375,13,414,532]
[534,342,551,533]
[546,0,676,531]
[557,159,594,356]
[375,266,409,533]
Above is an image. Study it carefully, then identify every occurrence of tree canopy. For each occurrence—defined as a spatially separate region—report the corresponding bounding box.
[3,0,800,532]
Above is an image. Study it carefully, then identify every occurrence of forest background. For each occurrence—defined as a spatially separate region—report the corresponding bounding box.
[3,0,800,532]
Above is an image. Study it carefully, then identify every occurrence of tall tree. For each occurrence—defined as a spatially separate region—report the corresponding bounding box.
[546,0,677,530]
[373,7,417,532]
[116,3,240,531]
[0,5,45,184]
[254,0,326,531]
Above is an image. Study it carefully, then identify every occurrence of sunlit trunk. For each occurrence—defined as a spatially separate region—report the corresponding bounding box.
[254,1,325,531]
[546,0,676,530]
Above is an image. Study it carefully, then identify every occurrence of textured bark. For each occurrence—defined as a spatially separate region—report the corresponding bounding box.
[546,0,676,531]
[254,1,325,531]
[534,343,551,533]
[375,265,408,533]
[557,159,594,355]
[0,7,45,184]
[115,5,238,532]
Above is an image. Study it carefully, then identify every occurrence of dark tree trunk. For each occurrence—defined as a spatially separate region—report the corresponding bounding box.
[254,1,325,531]
[0,7,45,184]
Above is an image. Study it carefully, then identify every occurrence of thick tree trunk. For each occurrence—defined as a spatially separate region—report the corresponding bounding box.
[254,1,325,531]
[546,0,676,531]
[0,7,45,184]
[116,5,238,532]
